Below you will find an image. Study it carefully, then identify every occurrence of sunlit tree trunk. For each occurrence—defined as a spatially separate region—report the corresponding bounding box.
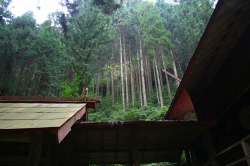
[154,58,163,107]
[139,40,147,106]
[147,56,153,96]
[111,44,115,106]
[27,64,37,96]
[137,49,143,107]
[171,50,179,87]
[106,76,109,97]
[177,55,183,78]
[161,50,171,99]
[129,44,135,106]
[153,60,159,104]
[145,55,152,97]
[120,33,125,110]
[144,55,148,96]
[159,65,163,89]
[123,34,129,108]
[154,59,163,107]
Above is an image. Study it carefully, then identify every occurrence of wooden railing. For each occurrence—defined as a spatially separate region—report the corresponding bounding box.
[205,135,250,166]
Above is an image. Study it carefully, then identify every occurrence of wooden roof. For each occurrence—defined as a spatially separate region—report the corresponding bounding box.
[60,121,215,165]
[0,102,87,143]
[165,0,250,121]
[0,120,215,165]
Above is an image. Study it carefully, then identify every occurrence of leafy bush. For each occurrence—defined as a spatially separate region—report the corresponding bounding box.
[60,73,81,97]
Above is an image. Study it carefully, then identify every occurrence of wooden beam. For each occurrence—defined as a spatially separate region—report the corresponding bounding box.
[0,96,100,103]
[66,133,74,166]
[197,130,220,166]
[0,156,29,163]
[46,134,60,166]
[225,156,250,166]
[57,105,86,143]
[133,129,140,166]
[115,130,118,163]
[27,133,43,166]
[241,141,250,165]
[101,130,104,164]
[204,129,216,160]
[0,156,46,165]
[72,124,212,132]
[0,133,32,142]
[74,148,184,154]
[129,130,133,166]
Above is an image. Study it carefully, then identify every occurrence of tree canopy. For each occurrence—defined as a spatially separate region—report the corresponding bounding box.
[0,0,215,164]
[0,0,215,122]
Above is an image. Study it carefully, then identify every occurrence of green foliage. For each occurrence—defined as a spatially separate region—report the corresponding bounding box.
[59,0,114,87]
[88,94,170,122]
[142,163,175,166]
[1,1,215,165]
[93,0,123,14]
[156,0,215,74]
[0,0,12,24]
[138,2,172,50]
[88,91,97,98]
[60,74,81,97]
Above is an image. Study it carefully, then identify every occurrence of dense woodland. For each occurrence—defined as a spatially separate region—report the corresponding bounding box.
[0,0,215,122]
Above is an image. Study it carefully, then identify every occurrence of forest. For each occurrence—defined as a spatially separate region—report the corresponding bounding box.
[0,0,215,122]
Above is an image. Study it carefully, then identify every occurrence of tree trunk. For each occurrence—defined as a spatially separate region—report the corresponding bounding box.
[95,71,99,97]
[129,44,135,106]
[171,50,180,87]
[144,55,149,96]
[155,58,163,107]
[137,49,143,107]
[13,65,25,96]
[153,59,159,104]
[0,68,9,95]
[123,34,129,108]
[111,44,115,106]
[177,56,183,78]
[145,55,152,97]
[120,33,125,110]
[147,56,153,96]
[159,65,163,90]
[0,58,6,84]
[139,40,147,106]
[106,76,109,97]
[28,64,37,96]
[161,50,171,99]
[101,79,103,97]
[35,74,41,96]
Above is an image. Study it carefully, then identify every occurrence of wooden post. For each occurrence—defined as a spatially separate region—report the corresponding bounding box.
[241,141,250,165]
[27,133,42,166]
[185,147,192,166]
[204,128,218,165]
[45,134,59,166]
[133,130,140,166]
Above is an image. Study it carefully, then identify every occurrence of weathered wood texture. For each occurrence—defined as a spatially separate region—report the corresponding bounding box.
[165,0,250,121]
[27,133,42,166]
[0,103,86,129]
